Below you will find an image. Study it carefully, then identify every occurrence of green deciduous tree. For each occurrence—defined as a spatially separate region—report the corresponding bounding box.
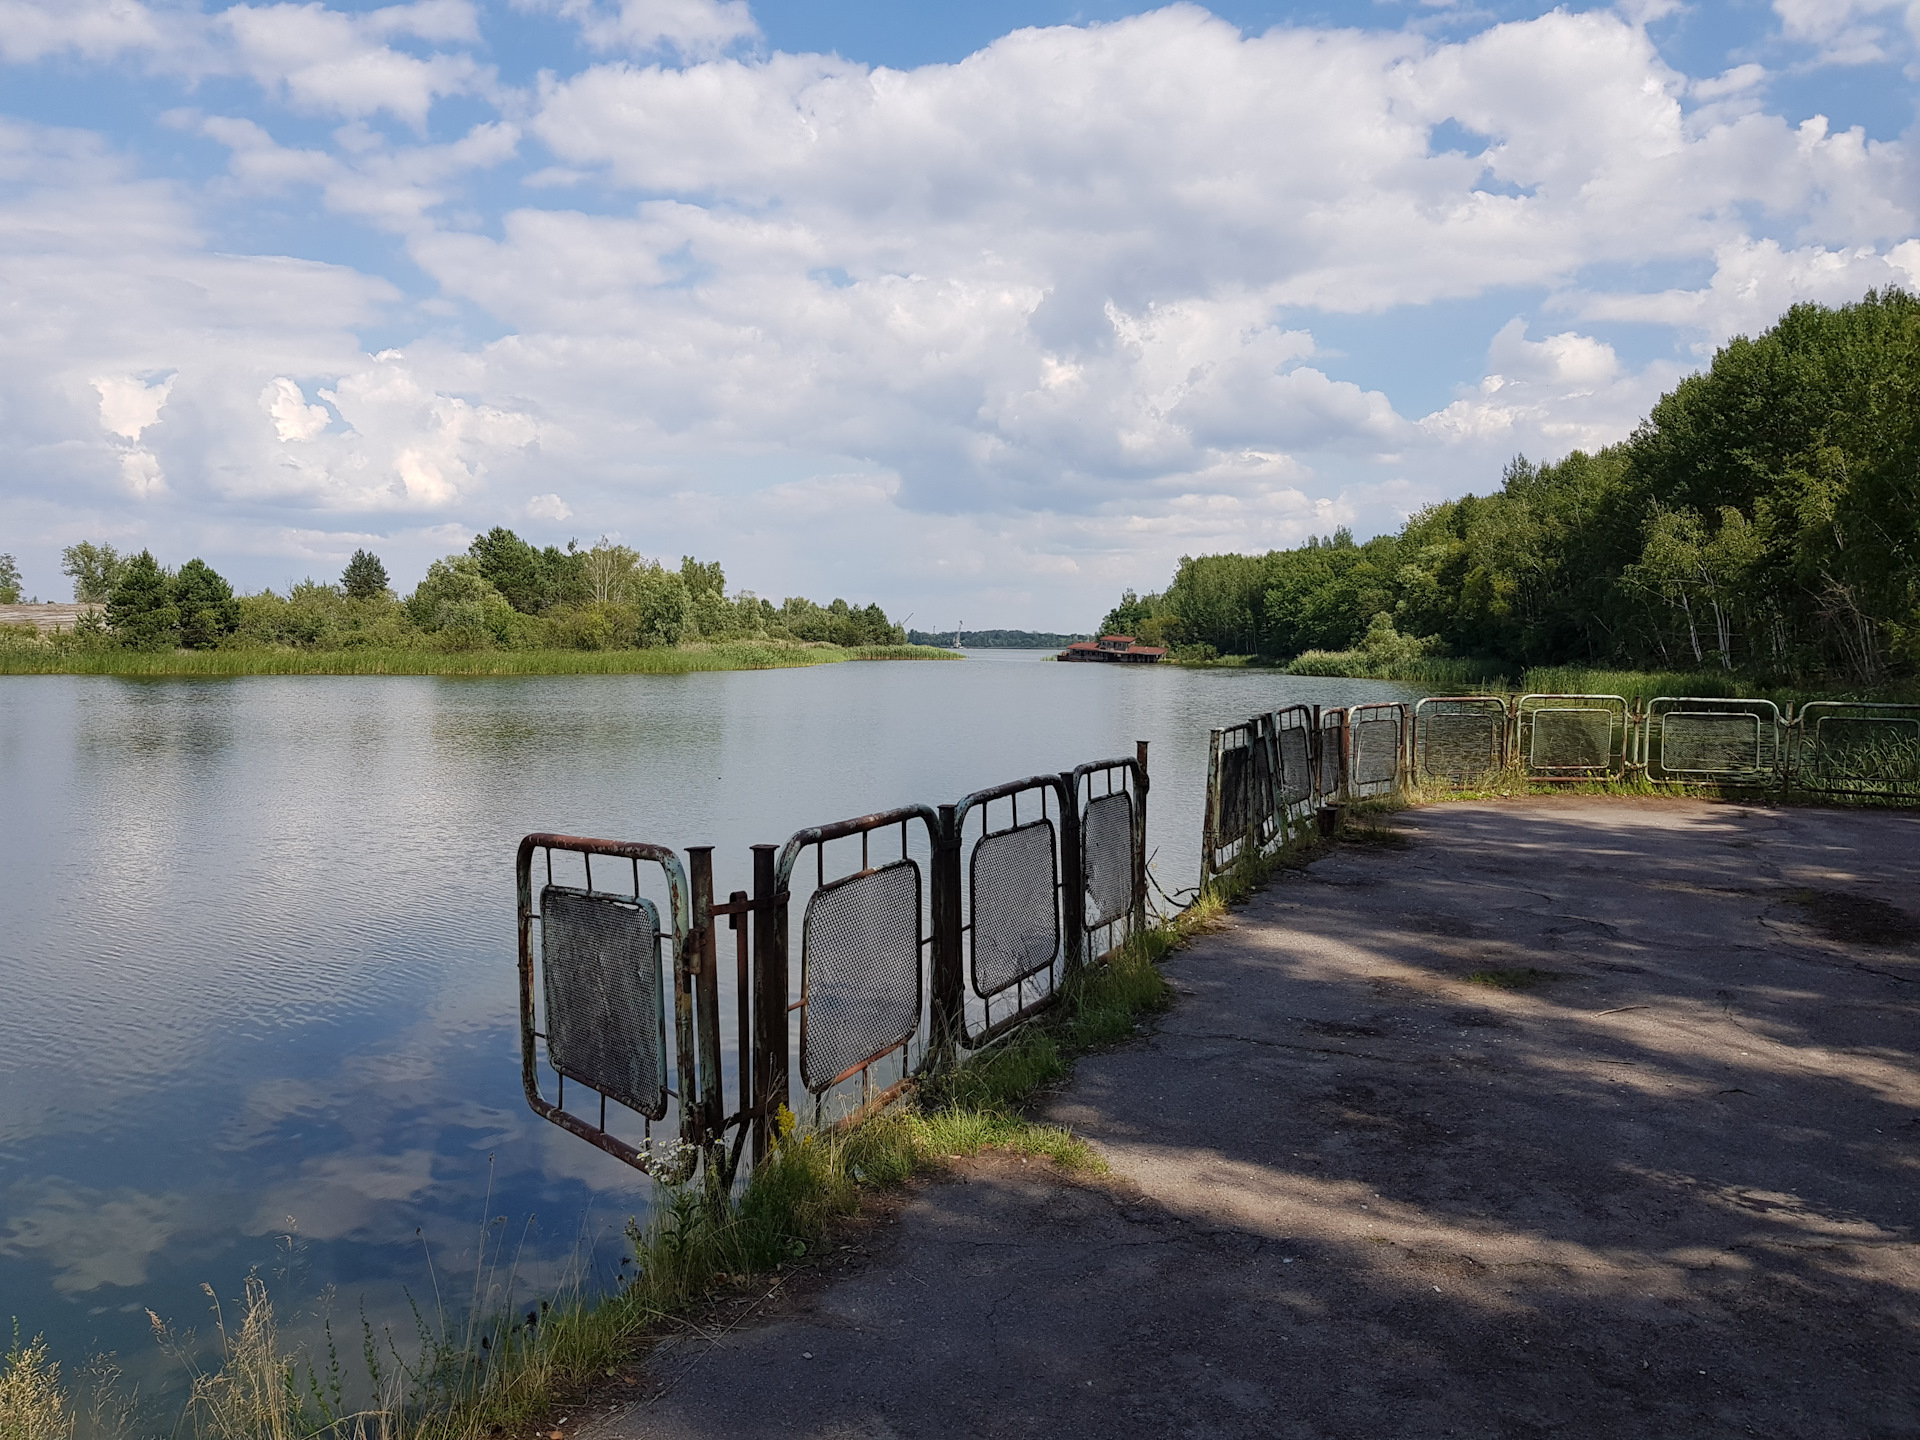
[407,556,525,649]
[583,538,640,604]
[0,553,20,604]
[60,542,126,603]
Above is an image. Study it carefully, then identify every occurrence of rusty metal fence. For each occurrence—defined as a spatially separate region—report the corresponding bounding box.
[1414,696,1505,783]
[1409,693,1912,799]
[1790,702,1920,801]
[517,745,1151,1180]
[1518,694,1630,781]
[952,774,1072,1047]
[1645,697,1784,787]
[1200,702,1400,886]
[520,688,1920,1185]
[1348,703,1408,799]
[515,836,699,1176]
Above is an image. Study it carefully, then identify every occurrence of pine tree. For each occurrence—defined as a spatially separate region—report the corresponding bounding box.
[172,558,239,649]
[106,551,179,650]
[342,548,389,600]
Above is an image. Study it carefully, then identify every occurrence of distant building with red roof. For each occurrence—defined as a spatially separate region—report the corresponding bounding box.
[1057,634,1167,664]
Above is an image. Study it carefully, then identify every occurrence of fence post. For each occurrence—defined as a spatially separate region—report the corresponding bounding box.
[1059,769,1085,977]
[1201,726,1223,889]
[685,846,723,1147]
[929,802,964,1068]
[672,852,706,1148]
[1134,740,1150,935]
[749,842,784,1165]
[1309,705,1323,805]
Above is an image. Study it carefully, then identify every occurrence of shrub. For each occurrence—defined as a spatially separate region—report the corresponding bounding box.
[406,558,525,649]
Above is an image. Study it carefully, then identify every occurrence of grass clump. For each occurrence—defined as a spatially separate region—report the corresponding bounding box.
[2,1326,73,1440]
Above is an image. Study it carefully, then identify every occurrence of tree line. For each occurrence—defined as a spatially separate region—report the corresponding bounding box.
[1102,290,1920,686]
[42,531,906,653]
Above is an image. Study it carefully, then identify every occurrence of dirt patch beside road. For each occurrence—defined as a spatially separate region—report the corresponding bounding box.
[582,797,1920,1439]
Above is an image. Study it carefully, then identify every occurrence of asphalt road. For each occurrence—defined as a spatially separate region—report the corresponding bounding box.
[578,797,1920,1439]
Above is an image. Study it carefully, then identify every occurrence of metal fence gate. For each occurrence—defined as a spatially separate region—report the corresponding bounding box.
[1318,707,1347,804]
[1202,720,1262,881]
[1791,701,1920,801]
[781,807,938,1128]
[1646,697,1784,787]
[1075,753,1149,964]
[1414,696,1506,783]
[951,775,1072,1046]
[1275,705,1316,827]
[516,835,698,1177]
[1347,703,1408,799]
[1517,694,1629,782]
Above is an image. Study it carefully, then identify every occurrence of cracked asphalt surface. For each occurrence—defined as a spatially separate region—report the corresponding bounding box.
[578,798,1920,1439]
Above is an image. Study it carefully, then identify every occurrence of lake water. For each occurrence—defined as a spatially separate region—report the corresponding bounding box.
[0,654,1412,1385]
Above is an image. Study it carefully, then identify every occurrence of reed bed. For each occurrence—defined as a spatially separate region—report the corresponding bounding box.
[1282,651,1510,686]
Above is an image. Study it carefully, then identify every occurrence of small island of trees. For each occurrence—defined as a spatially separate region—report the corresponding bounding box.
[4,531,929,674]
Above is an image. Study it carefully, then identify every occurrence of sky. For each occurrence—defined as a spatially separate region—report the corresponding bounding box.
[0,0,1915,628]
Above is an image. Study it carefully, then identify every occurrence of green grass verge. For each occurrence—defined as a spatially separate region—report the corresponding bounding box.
[0,643,959,677]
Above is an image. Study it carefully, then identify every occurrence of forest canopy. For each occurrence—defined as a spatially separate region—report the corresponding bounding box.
[1103,290,1920,686]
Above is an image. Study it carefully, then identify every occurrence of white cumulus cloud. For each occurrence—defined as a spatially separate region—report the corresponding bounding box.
[0,3,1917,621]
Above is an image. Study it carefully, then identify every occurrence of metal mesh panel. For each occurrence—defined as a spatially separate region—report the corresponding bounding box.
[1318,721,1342,797]
[1353,718,1400,788]
[1083,791,1135,928]
[1217,741,1253,839]
[539,886,667,1120]
[970,819,1059,998]
[801,860,923,1093]
[1423,713,1500,779]
[1250,730,1274,834]
[1532,709,1611,771]
[1805,715,1920,788]
[1662,712,1761,774]
[1279,726,1311,804]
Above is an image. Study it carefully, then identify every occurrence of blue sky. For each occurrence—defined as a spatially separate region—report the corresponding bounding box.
[0,0,1915,626]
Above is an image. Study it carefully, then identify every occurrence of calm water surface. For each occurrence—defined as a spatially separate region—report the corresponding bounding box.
[0,655,1411,1380]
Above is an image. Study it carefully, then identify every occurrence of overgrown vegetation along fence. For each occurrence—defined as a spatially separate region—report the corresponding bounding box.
[1200,692,1920,884]
[516,747,1151,1186]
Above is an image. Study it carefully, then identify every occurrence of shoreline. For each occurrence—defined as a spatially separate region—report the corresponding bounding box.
[0,642,960,677]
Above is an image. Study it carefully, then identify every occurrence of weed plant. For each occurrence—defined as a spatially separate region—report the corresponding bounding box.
[2,1327,74,1440]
